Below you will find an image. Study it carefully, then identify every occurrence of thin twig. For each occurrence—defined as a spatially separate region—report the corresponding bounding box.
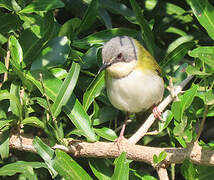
[128,75,193,145]
[196,104,209,141]
[39,73,56,122]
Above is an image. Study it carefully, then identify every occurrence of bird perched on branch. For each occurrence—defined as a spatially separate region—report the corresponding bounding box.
[99,36,164,142]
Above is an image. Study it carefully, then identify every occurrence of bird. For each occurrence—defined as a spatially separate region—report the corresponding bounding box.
[99,36,164,142]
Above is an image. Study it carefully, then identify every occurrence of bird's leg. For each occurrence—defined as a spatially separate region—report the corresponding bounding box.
[114,112,129,144]
[152,105,162,120]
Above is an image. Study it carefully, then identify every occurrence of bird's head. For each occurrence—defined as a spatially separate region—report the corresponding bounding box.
[100,36,138,78]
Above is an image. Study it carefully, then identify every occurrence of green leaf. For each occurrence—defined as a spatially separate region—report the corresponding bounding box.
[130,0,156,56]
[83,71,105,111]
[195,165,214,180]
[80,46,100,70]
[0,62,7,74]
[19,0,64,13]
[180,85,198,112]
[158,151,167,163]
[188,0,214,40]
[31,36,70,70]
[171,101,182,121]
[33,136,57,177]
[0,90,22,119]
[52,149,93,180]
[52,62,80,117]
[186,65,211,76]
[99,8,112,29]
[72,28,139,49]
[75,0,99,37]
[22,12,56,67]
[28,70,97,142]
[188,46,214,68]
[0,161,47,179]
[0,130,9,159]
[100,0,136,24]
[89,159,112,180]
[0,0,15,11]
[0,120,13,129]
[112,152,129,180]
[153,154,158,164]
[62,94,98,142]
[158,110,173,132]
[94,127,117,141]
[10,81,21,118]
[181,159,196,180]
[22,117,44,129]
[59,18,81,40]
[160,41,195,67]
[0,14,22,34]
[50,68,68,80]
[93,106,118,126]
[9,35,23,64]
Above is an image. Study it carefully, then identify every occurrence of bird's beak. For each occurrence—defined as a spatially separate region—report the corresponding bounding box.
[98,63,111,74]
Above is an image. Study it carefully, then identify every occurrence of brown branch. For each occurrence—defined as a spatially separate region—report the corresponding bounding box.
[156,167,169,180]
[128,75,194,144]
[9,134,214,167]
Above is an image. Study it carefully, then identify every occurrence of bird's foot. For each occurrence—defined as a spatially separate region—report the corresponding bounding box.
[152,106,162,120]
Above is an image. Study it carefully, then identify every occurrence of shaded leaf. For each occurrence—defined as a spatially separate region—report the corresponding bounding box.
[160,41,195,67]
[0,130,9,159]
[130,0,156,56]
[72,28,139,49]
[89,159,112,180]
[75,0,99,37]
[31,36,70,70]
[20,0,64,13]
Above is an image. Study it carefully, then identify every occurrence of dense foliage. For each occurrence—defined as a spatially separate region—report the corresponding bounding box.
[0,0,213,179]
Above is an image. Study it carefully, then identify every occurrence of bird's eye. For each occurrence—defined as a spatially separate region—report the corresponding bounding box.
[117,53,122,59]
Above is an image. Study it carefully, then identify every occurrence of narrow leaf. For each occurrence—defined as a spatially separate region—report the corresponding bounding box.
[188,0,214,40]
[112,152,129,180]
[31,36,70,70]
[83,71,105,111]
[33,137,57,177]
[19,0,64,13]
[52,62,80,117]
[75,0,99,37]
[22,117,44,129]
[130,0,156,56]
[94,127,117,141]
[52,149,93,180]
[9,35,23,64]
[72,28,139,49]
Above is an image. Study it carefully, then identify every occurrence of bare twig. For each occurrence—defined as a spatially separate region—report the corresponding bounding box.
[39,73,56,123]
[9,134,214,167]
[196,104,209,141]
[128,75,193,145]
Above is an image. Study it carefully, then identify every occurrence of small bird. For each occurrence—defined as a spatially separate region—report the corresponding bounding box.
[99,36,164,142]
